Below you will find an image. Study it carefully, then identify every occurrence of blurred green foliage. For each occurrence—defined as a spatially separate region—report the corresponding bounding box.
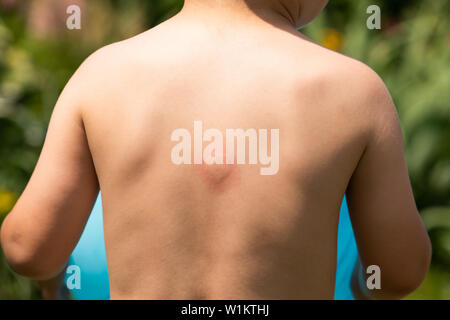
[0,0,449,299]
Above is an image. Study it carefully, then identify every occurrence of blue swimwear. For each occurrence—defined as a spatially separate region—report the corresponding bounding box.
[335,196,358,300]
[65,194,358,300]
[65,195,110,300]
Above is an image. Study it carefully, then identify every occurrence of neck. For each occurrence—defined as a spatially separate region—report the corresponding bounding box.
[180,0,302,31]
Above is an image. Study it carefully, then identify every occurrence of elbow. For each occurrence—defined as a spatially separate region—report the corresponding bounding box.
[405,237,432,295]
[1,218,62,280]
[1,219,39,278]
[383,238,432,299]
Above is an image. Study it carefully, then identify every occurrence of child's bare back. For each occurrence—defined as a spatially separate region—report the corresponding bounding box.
[1,0,431,300]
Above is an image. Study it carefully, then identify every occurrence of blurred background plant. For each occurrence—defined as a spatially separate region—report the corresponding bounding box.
[0,0,449,299]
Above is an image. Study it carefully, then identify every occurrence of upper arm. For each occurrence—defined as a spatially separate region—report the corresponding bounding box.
[0,61,99,280]
[346,69,431,298]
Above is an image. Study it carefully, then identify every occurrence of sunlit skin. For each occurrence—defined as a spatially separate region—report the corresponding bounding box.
[1,0,431,299]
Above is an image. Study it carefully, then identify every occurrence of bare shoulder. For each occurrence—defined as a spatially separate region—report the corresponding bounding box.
[69,37,139,87]
[75,19,173,77]
[63,22,174,101]
[59,33,154,113]
[291,37,397,131]
[326,49,399,134]
[300,37,391,105]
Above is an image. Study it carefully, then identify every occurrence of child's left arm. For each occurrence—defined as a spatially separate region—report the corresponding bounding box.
[0,65,99,281]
